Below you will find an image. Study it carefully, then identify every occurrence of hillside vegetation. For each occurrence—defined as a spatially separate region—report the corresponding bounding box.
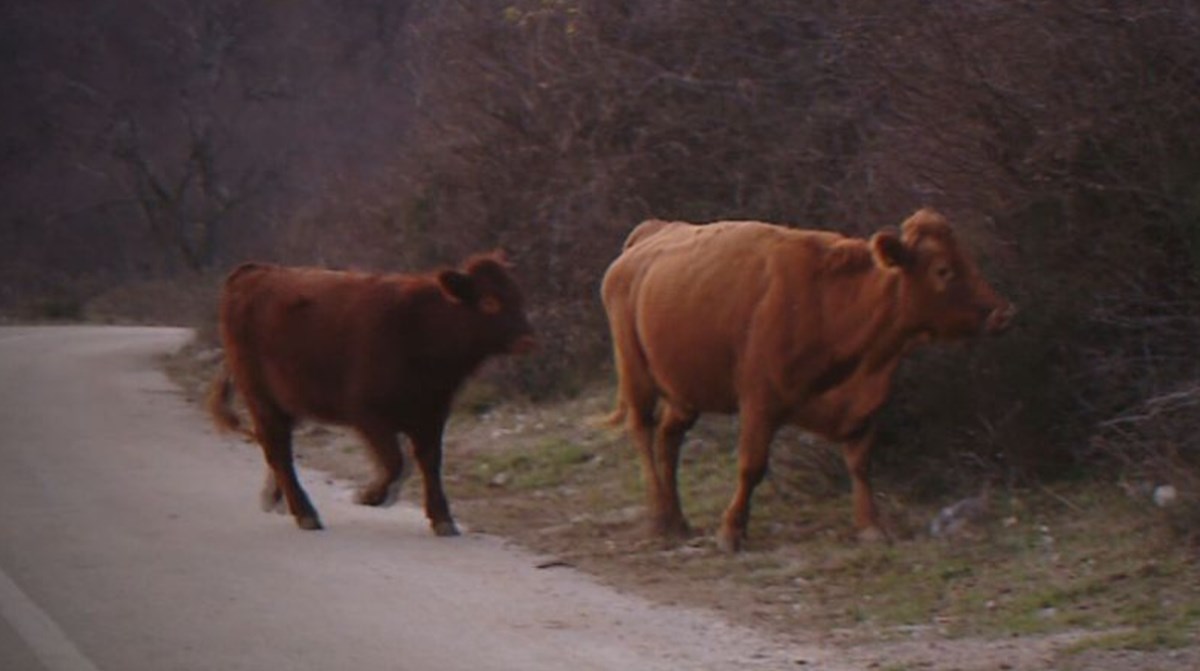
[6,2,1200,516]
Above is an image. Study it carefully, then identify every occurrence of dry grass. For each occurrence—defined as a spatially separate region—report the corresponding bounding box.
[439,393,1199,635]
[167,341,1200,670]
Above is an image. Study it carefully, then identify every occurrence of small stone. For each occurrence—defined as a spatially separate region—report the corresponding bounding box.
[1153,484,1178,508]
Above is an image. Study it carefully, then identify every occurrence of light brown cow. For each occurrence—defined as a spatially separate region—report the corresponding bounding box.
[208,252,535,535]
[601,209,1014,551]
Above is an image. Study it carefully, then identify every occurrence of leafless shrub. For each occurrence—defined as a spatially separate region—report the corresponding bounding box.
[8,0,1200,491]
[824,0,1200,485]
[1093,382,1200,542]
[769,428,848,504]
[85,275,220,331]
[368,0,1200,489]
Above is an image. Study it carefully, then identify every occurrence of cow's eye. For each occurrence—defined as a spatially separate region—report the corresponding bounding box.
[479,296,502,315]
[935,265,954,282]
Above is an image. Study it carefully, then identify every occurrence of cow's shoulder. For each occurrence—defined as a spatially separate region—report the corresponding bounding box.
[752,225,881,277]
[223,261,276,287]
[364,273,456,326]
[822,235,876,275]
[701,223,860,271]
[378,272,441,300]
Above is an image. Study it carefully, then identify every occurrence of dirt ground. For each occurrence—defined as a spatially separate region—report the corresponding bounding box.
[170,347,1200,671]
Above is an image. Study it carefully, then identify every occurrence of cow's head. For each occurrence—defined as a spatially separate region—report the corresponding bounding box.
[438,251,537,355]
[870,209,1015,340]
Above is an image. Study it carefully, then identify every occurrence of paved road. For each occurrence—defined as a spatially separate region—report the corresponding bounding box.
[0,326,841,671]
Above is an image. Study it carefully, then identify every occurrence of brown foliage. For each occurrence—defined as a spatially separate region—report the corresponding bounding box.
[6,0,1200,490]
[387,0,1200,488]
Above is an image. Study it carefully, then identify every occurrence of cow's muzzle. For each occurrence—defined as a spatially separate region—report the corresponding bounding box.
[984,303,1017,334]
[510,334,537,355]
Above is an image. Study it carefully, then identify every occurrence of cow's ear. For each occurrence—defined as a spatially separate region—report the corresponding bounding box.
[438,270,478,305]
[870,229,913,269]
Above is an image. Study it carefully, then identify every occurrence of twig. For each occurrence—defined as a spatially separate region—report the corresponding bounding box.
[1038,483,1085,513]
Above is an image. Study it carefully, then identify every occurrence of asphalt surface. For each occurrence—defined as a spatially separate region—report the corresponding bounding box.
[0,325,840,671]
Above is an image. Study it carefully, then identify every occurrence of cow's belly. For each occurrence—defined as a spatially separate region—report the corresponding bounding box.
[262,359,349,424]
[652,360,739,414]
[789,397,859,439]
[637,321,740,414]
[787,366,897,440]
[632,274,764,415]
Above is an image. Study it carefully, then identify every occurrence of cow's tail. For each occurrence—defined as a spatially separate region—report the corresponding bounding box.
[207,363,252,439]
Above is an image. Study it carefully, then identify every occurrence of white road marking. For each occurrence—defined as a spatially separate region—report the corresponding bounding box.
[0,567,101,671]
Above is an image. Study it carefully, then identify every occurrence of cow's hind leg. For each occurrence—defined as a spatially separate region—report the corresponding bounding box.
[614,352,681,535]
[626,392,676,538]
[409,425,458,537]
[654,404,697,539]
[718,406,778,552]
[355,423,409,508]
[609,318,671,538]
[253,409,322,530]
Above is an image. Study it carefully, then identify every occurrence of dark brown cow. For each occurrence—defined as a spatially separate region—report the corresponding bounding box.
[208,251,535,535]
[601,209,1014,551]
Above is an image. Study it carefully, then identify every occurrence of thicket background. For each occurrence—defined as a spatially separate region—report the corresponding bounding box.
[4,0,1199,501]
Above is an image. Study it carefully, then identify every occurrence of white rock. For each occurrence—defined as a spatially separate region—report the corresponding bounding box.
[1153,484,1178,508]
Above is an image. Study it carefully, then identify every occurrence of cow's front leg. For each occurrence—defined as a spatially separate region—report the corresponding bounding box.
[410,426,458,537]
[355,424,409,507]
[841,422,886,542]
[259,468,286,513]
[718,407,778,552]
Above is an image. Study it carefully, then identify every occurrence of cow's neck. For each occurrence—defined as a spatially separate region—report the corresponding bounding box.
[834,267,923,369]
[794,268,925,438]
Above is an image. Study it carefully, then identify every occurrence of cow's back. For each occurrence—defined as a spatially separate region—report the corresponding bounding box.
[218,264,424,423]
[603,221,838,412]
[221,264,371,360]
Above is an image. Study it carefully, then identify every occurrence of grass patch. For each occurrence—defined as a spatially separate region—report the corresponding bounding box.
[468,437,598,490]
[163,339,1200,664]
[1073,625,1197,654]
[434,387,1200,651]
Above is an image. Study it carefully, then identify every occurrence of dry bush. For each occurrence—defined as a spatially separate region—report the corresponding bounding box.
[396,0,878,396]
[85,275,221,333]
[184,1,1200,492]
[822,0,1200,488]
[769,429,849,504]
[1093,384,1200,543]
[15,1,1200,493]
[354,0,1200,489]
